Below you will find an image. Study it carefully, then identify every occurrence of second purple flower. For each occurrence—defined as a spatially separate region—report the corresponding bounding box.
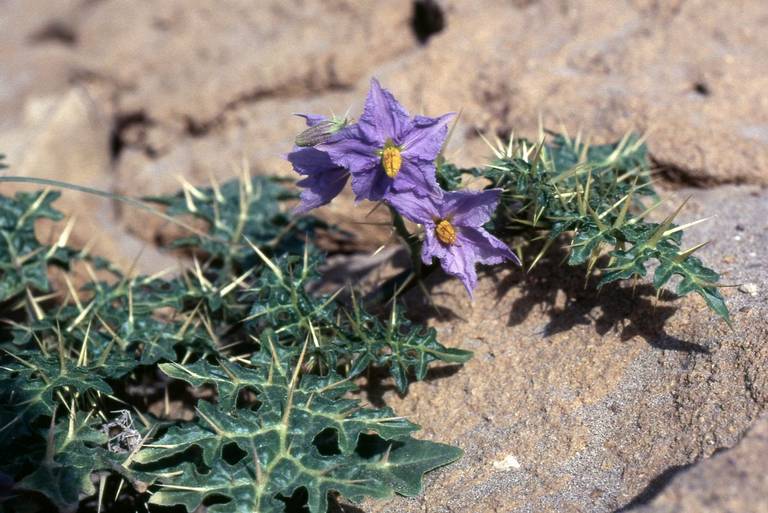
[390,189,520,296]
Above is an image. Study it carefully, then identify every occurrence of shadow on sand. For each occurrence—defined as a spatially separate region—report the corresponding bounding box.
[405,244,708,354]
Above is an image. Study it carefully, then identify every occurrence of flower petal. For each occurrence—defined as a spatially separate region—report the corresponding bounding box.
[441,243,479,297]
[319,125,379,171]
[294,167,350,214]
[458,227,518,266]
[391,158,440,198]
[286,146,336,176]
[388,190,439,224]
[349,164,390,202]
[358,78,411,144]
[294,113,327,127]
[421,226,450,265]
[401,113,453,162]
[287,147,349,213]
[442,189,502,227]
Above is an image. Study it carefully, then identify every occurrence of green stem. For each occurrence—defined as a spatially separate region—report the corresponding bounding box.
[0,176,213,239]
[389,207,421,276]
[365,208,437,307]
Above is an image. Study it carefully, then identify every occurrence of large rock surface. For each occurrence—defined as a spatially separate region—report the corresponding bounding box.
[1,2,767,512]
[627,414,768,513]
[355,185,768,513]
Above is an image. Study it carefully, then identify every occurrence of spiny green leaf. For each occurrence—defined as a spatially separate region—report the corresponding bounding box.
[342,302,473,393]
[146,176,324,278]
[0,190,78,301]
[12,412,113,512]
[439,131,729,321]
[0,175,466,513]
[1,351,113,421]
[138,359,460,513]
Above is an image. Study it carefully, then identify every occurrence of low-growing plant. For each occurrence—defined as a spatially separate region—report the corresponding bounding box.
[0,174,467,513]
[0,78,728,513]
[290,79,728,322]
[438,130,729,322]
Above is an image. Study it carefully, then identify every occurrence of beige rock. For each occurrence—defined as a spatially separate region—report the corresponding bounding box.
[0,88,176,272]
[4,0,768,261]
[75,0,416,127]
[381,0,768,185]
[102,0,768,248]
[355,186,768,512]
[627,414,768,513]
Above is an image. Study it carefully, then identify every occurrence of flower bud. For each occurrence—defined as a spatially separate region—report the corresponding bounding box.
[294,117,348,147]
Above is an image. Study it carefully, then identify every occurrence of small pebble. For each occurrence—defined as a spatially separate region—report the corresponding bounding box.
[492,453,521,471]
[738,283,759,296]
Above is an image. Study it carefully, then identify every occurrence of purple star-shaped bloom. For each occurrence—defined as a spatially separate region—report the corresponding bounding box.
[389,188,519,296]
[286,114,350,214]
[319,78,453,202]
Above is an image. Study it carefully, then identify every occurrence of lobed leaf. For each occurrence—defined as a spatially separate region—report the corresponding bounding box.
[138,357,461,513]
[0,173,467,512]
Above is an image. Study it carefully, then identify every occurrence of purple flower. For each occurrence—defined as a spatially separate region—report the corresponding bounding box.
[389,188,519,296]
[287,114,349,214]
[319,78,453,202]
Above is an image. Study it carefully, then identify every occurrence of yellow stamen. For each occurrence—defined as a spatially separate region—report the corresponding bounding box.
[435,219,457,245]
[381,142,402,178]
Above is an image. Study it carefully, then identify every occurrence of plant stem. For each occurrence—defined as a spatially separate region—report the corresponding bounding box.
[0,176,212,239]
[364,208,437,307]
[389,206,421,276]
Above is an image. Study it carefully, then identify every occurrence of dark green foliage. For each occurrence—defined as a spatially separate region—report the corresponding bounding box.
[138,348,460,513]
[1,126,728,512]
[1,351,113,420]
[0,173,466,512]
[439,132,729,321]
[14,413,109,513]
[0,190,76,302]
[145,174,322,279]
[339,301,472,392]
[243,252,471,393]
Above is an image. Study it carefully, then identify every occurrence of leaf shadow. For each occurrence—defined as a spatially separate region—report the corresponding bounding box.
[355,364,465,408]
[329,495,367,513]
[334,239,708,354]
[495,245,708,353]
